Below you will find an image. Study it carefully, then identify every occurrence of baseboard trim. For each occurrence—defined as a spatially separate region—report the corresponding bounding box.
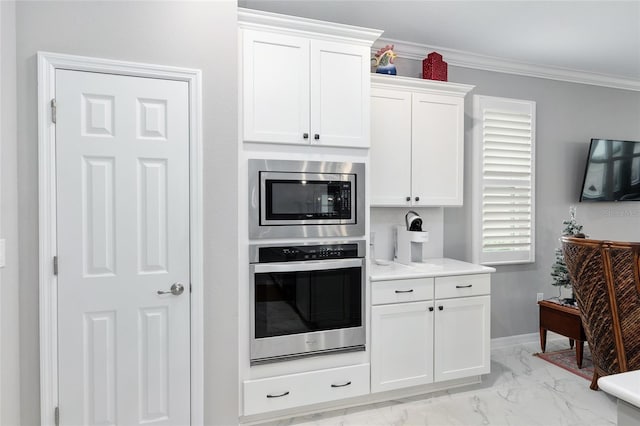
[491,331,566,350]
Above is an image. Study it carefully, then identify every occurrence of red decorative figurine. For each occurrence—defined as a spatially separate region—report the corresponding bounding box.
[422,51,448,81]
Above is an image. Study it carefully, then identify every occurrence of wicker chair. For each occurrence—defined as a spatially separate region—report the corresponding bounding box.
[562,236,640,390]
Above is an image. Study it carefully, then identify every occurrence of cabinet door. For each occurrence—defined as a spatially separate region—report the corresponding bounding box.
[371,301,434,392]
[434,295,490,382]
[310,40,370,148]
[411,93,464,206]
[370,88,412,206]
[242,29,310,144]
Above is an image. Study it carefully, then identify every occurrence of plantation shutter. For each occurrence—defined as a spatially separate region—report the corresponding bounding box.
[472,95,536,265]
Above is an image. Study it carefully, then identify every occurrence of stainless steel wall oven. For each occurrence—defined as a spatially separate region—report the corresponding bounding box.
[249,159,365,239]
[249,240,366,364]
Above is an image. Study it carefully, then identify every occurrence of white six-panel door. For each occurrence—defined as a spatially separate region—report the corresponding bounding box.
[55,69,190,425]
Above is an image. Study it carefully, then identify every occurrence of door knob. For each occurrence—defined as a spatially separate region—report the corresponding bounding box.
[157,282,185,296]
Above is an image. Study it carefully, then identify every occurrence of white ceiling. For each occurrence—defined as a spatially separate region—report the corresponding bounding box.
[239,0,640,82]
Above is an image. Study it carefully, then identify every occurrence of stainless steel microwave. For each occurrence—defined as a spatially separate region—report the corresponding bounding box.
[249,159,365,239]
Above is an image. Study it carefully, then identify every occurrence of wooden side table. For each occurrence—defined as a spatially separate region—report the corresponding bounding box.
[538,299,587,368]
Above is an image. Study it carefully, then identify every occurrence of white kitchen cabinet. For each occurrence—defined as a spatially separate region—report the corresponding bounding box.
[371,301,434,392]
[370,271,491,393]
[242,30,310,145]
[240,10,381,148]
[370,277,434,392]
[243,363,370,416]
[433,295,491,382]
[370,75,474,206]
[433,274,491,382]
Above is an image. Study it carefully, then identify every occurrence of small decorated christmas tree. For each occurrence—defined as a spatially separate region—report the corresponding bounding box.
[550,206,584,302]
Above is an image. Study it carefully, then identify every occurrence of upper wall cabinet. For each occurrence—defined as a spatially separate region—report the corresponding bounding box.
[239,8,382,148]
[370,75,474,206]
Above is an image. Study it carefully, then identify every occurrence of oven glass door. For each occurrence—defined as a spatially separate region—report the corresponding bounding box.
[255,264,361,338]
[250,258,364,362]
[260,172,355,225]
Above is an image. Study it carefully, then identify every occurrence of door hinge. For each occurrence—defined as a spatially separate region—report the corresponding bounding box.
[190,283,192,293]
[51,99,57,124]
[53,256,58,276]
[54,406,59,426]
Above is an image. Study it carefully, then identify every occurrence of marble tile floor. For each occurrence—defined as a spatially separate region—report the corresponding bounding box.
[262,339,617,426]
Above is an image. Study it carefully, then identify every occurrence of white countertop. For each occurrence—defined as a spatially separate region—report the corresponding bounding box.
[598,370,640,408]
[370,258,495,281]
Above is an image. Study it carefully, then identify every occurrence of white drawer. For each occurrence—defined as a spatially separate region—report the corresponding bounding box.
[435,274,490,299]
[243,363,370,416]
[372,277,434,305]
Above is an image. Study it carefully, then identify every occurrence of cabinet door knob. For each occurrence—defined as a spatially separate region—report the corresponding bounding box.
[314,134,320,140]
[406,196,411,202]
[438,306,444,311]
[428,306,434,312]
[415,196,420,202]
[303,133,309,139]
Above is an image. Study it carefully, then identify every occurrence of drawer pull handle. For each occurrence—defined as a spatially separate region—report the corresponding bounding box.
[456,284,472,289]
[266,391,290,398]
[395,289,414,294]
[331,381,352,388]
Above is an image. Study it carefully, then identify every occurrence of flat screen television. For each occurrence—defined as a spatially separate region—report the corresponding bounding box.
[580,138,640,201]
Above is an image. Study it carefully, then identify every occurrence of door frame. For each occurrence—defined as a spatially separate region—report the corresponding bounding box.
[37,51,203,426]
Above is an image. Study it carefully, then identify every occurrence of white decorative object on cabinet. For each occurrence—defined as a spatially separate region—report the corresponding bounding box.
[371,278,435,392]
[370,271,491,393]
[371,74,474,206]
[239,8,382,148]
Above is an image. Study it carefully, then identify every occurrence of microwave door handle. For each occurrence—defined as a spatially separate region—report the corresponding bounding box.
[252,258,363,273]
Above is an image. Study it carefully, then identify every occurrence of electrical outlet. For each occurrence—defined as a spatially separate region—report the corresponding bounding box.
[536,292,544,302]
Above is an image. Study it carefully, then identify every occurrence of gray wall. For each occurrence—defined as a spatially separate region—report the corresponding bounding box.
[449,66,640,338]
[1,1,21,425]
[390,60,640,338]
[14,2,239,424]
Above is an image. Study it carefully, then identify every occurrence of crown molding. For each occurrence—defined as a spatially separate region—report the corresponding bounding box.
[371,74,474,97]
[238,8,383,46]
[374,38,640,92]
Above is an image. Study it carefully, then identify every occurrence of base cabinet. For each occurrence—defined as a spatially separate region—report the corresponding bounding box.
[243,364,370,416]
[371,274,491,393]
[371,301,434,392]
[434,295,491,381]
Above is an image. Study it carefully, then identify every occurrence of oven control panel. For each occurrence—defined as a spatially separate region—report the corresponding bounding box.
[258,243,360,263]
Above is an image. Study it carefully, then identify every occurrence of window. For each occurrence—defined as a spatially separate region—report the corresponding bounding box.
[472,95,536,265]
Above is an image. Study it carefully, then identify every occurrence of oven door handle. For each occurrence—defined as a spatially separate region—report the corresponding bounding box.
[252,258,363,273]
